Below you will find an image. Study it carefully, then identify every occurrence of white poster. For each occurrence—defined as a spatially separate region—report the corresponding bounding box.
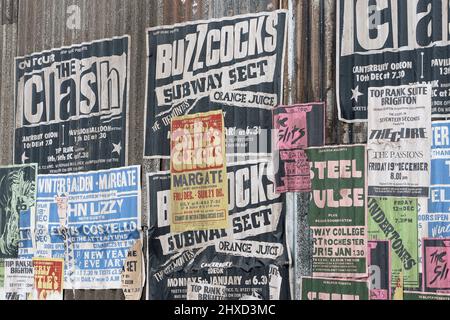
[368,84,432,198]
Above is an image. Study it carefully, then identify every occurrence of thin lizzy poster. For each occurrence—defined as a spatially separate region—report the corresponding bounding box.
[144,11,288,158]
[337,0,450,122]
[147,159,291,300]
[14,36,130,174]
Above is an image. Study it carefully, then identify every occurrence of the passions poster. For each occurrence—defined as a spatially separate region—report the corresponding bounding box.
[170,111,228,233]
[306,145,368,278]
[147,159,291,300]
[368,85,431,198]
[273,103,325,193]
[144,11,287,158]
[15,37,130,174]
[337,0,450,122]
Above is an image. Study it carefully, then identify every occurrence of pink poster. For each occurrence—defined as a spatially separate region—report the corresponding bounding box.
[273,103,325,193]
[423,238,450,293]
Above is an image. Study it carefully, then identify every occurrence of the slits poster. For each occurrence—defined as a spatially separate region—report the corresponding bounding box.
[301,277,369,300]
[19,166,141,290]
[147,160,291,300]
[306,145,368,278]
[273,103,325,193]
[0,164,37,259]
[170,111,228,233]
[144,10,288,158]
[422,238,450,293]
[429,121,450,238]
[32,258,64,300]
[368,197,419,289]
[367,85,431,198]
[14,36,130,174]
[337,0,450,122]
[368,240,390,300]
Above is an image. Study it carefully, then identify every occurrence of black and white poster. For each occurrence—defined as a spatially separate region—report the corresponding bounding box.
[144,10,288,159]
[368,84,431,197]
[337,0,450,122]
[147,160,291,300]
[14,36,130,174]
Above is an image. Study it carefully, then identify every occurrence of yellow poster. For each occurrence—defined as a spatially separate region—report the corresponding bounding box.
[170,110,228,233]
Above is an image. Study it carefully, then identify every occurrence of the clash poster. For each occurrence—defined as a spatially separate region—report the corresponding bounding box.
[144,10,288,159]
[368,197,419,289]
[422,238,450,293]
[147,160,291,300]
[32,258,64,300]
[273,103,325,193]
[306,145,368,278]
[0,164,37,259]
[14,36,129,174]
[368,240,390,300]
[170,111,228,233]
[301,277,369,300]
[367,85,431,198]
[19,166,141,290]
[337,0,450,122]
[429,121,450,238]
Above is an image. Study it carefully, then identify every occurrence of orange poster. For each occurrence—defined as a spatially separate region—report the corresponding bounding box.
[170,110,228,233]
[32,258,64,300]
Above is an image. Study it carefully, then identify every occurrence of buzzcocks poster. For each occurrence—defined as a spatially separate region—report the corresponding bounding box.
[147,159,291,300]
[170,111,228,233]
[306,145,368,278]
[144,10,288,159]
[14,36,130,174]
[337,0,450,122]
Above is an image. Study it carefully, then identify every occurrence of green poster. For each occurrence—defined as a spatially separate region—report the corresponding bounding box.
[368,197,419,288]
[301,277,369,300]
[404,291,450,301]
[306,145,367,277]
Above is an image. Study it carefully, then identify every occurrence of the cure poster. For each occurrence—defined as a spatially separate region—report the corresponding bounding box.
[337,0,450,122]
[147,159,291,300]
[368,240,390,300]
[0,164,37,259]
[368,85,431,198]
[368,197,419,289]
[273,103,325,193]
[170,111,228,233]
[14,36,130,174]
[306,145,368,278]
[19,166,141,289]
[429,121,450,238]
[32,258,64,300]
[301,277,369,300]
[144,10,288,158]
[422,238,450,293]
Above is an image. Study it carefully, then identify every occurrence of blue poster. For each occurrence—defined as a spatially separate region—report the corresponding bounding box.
[427,122,450,238]
[20,166,141,289]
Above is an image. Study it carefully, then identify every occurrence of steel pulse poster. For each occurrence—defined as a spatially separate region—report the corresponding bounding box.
[144,10,288,159]
[14,36,129,174]
[367,84,431,198]
[429,121,450,238]
[147,159,291,300]
[422,238,450,293]
[368,197,419,289]
[0,164,37,259]
[170,111,228,233]
[19,166,141,290]
[273,103,325,193]
[306,145,368,278]
[32,258,64,300]
[337,0,450,122]
[301,277,369,300]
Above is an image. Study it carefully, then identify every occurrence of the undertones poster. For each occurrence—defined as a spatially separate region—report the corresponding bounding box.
[306,145,368,278]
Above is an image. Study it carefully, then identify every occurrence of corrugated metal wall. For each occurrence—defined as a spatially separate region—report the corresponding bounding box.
[0,0,368,300]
